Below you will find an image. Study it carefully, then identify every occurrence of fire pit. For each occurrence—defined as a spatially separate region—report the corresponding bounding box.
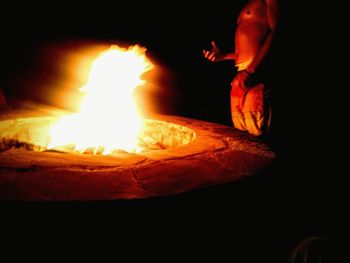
[0,44,275,201]
[0,104,275,201]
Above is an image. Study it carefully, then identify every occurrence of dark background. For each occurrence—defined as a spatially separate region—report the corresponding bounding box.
[0,1,342,261]
[1,1,291,123]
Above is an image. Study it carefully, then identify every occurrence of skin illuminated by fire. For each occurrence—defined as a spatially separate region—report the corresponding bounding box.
[48,44,153,154]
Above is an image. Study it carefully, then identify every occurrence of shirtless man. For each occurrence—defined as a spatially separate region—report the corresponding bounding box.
[203,0,279,136]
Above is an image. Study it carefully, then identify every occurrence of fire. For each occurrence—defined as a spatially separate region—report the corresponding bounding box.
[48,44,153,154]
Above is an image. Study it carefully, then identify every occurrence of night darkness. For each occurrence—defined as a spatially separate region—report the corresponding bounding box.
[1,1,291,124]
[1,1,340,261]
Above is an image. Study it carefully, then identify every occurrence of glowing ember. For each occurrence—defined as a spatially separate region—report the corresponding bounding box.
[48,44,153,154]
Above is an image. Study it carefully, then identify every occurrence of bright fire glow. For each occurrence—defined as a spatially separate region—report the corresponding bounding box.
[48,44,153,154]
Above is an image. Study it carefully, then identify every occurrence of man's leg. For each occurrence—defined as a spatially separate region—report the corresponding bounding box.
[230,80,246,131]
[242,84,271,136]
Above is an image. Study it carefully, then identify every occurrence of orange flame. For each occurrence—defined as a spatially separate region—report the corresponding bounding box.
[48,44,153,154]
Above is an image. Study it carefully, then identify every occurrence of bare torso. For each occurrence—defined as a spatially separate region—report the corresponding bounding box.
[235,0,270,65]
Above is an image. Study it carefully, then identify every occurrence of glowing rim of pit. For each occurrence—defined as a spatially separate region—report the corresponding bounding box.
[0,115,202,157]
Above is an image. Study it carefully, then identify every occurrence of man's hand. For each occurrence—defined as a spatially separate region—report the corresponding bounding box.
[203,41,224,62]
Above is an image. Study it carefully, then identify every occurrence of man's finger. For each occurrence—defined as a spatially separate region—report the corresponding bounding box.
[203,50,210,58]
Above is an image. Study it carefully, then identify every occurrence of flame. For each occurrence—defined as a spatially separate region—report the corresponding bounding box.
[48,44,153,154]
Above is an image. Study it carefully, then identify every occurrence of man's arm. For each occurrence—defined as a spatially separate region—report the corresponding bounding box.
[246,0,279,74]
[203,41,237,62]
